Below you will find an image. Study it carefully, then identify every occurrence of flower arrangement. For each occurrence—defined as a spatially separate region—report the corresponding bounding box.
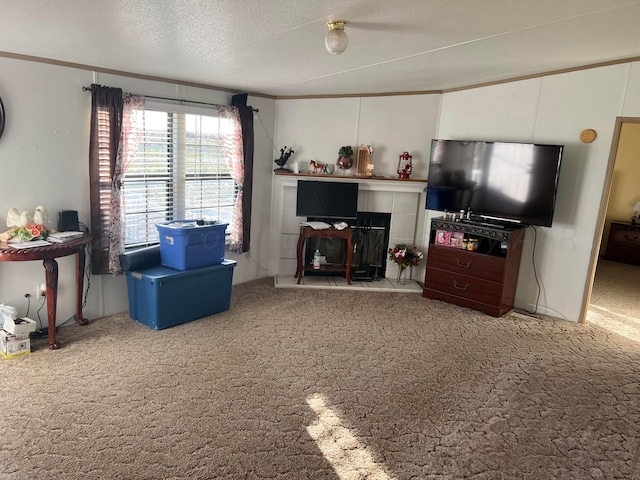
[3,206,51,243]
[388,243,423,268]
[9,223,50,242]
[337,146,354,172]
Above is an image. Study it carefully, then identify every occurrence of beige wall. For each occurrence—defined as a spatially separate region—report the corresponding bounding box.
[602,122,640,252]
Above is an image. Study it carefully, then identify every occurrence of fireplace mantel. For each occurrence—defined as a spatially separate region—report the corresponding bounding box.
[269,171,428,277]
[273,170,427,194]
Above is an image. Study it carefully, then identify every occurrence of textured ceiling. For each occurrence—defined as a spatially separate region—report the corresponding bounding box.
[1,0,639,97]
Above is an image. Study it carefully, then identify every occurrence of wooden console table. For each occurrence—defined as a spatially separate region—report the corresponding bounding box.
[0,234,92,349]
[296,226,353,284]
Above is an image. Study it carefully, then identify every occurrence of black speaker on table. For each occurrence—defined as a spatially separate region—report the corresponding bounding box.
[58,210,79,232]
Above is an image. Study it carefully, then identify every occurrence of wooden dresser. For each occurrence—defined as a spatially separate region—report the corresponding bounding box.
[422,218,526,317]
[604,221,640,265]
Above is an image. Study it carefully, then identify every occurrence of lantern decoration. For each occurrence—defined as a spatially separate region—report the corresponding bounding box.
[397,151,413,179]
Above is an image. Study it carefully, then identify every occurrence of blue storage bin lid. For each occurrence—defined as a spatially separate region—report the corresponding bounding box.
[156,220,229,233]
[130,259,237,281]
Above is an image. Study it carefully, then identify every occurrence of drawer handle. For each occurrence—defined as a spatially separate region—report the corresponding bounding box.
[456,258,472,268]
[624,234,639,242]
[453,280,470,291]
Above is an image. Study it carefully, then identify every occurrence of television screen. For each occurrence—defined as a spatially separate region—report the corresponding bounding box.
[296,180,358,220]
[426,139,563,227]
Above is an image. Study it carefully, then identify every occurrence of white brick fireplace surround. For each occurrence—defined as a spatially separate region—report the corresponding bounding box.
[269,173,428,278]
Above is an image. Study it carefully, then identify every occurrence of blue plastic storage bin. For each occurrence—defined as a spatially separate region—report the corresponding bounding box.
[156,220,228,270]
[125,260,236,330]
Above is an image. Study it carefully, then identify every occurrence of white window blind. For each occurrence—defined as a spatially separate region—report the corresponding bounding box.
[123,108,236,248]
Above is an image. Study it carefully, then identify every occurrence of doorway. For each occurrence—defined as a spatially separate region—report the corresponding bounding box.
[581,117,640,338]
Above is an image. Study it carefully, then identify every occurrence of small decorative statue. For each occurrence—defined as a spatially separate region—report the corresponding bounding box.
[2,205,50,242]
[274,146,295,170]
[6,208,21,228]
[34,205,48,225]
[6,206,48,228]
[310,160,327,174]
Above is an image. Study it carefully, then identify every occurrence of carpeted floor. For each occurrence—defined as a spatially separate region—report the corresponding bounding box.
[1,271,639,479]
[587,258,640,343]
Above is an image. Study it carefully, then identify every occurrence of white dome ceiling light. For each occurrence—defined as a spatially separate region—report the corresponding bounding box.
[325,21,348,55]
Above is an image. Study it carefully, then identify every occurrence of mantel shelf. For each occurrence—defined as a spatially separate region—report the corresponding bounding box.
[274,169,427,194]
[274,169,426,183]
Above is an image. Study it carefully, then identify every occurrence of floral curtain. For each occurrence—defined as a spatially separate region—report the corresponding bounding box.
[217,106,244,253]
[108,94,145,274]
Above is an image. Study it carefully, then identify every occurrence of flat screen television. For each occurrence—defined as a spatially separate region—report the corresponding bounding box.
[296,180,358,220]
[426,139,564,227]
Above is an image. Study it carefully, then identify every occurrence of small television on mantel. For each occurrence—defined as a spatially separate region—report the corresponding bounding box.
[426,139,564,227]
[296,180,358,220]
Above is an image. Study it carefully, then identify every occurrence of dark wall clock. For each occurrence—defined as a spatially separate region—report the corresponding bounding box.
[0,96,4,139]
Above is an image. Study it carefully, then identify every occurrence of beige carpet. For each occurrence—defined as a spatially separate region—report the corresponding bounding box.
[1,275,639,479]
[587,258,640,342]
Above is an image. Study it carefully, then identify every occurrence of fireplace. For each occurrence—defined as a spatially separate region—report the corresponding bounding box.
[304,212,391,281]
[269,173,426,281]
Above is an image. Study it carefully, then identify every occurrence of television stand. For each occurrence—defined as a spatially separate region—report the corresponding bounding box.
[463,215,526,230]
[460,218,506,229]
[423,218,525,316]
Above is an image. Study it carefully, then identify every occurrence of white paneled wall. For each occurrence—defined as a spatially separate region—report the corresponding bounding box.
[274,94,439,283]
[2,54,640,322]
[437,63,637,320]
[274,60,640,321]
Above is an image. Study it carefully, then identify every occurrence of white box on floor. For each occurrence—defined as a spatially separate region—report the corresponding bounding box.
[1,330,30,358]
[3,316,37,335]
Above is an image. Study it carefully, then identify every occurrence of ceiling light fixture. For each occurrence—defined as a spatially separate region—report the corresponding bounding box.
[325,21,348,55]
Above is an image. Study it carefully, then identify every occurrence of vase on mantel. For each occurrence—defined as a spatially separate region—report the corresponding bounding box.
[336,156,353,175]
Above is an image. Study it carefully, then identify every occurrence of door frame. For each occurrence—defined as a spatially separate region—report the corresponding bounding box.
[579,116,640,323]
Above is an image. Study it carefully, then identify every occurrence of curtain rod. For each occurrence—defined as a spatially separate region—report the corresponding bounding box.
[81,85,259,112]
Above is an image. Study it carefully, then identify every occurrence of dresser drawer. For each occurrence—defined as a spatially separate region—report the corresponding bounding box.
[607,241,640,257]
[427,246,505,283]
[424,268,503,305]
[604,222,640,265]
[610,228,640,245]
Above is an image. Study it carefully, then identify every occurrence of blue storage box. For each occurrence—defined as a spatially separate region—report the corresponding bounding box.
[156,220,228,270]
[125,259,236,330]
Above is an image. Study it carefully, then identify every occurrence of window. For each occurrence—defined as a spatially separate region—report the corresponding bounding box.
[123,107,236,248]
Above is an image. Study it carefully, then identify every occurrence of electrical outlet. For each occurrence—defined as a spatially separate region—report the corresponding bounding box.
[36,283,46,300]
